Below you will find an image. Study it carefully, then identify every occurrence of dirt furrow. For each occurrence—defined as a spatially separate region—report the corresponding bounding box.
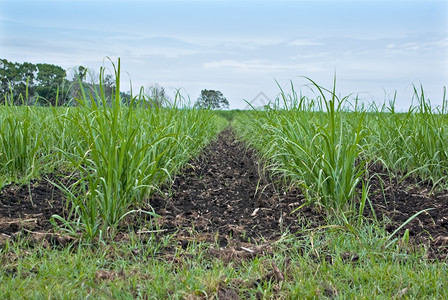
[151,128,310,244]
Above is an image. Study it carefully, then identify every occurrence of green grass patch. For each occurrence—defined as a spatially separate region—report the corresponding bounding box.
[1,225,447,299]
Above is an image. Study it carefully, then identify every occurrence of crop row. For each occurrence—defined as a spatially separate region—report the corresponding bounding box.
[234,78,447,224]
[0,62,227,239]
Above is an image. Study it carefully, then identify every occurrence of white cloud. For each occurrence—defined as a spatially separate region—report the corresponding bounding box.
[288,39,323,47]
[203,59,324,73]
[291,52,331,60]
[383,36,448,55]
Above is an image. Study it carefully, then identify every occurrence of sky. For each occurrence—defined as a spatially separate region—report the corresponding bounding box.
[0,0,447,109]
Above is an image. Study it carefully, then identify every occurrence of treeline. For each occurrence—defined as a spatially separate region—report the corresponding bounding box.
[0,59,131,106]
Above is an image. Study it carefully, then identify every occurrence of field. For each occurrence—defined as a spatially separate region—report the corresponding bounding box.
[1,71,447,298]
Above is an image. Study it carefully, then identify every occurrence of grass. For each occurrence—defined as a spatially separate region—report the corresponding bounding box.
[362,86,448,191]
[1,226,447,299]
[0,105,46,185]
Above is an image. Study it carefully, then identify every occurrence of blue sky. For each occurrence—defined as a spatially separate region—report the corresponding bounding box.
[0,0,447,109]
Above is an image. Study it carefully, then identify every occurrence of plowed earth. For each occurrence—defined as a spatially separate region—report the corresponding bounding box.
[1,128,447,259]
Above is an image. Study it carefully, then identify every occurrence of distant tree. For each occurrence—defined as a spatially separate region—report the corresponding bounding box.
[194,89,229,109]
[0,59,37,104]
[146,83,170,107]
[120,91,132,105]
[70,65,88,102]
[0,59,17,102]
[102,74,116,101]
[35,63,68,105]
[18,62,37,102]
[0,60,133,107]
[77,66,87,82]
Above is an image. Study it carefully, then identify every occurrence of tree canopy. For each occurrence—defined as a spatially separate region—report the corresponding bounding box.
[0,59,37,103]
[35,63,68,105]
[0,59,68,105]
[194,89,229,110]
[0,58,129,106]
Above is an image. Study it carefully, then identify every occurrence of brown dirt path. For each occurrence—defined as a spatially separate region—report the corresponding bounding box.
[150,127,311,245]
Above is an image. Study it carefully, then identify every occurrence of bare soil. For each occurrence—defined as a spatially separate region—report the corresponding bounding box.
[1,128,447,259]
